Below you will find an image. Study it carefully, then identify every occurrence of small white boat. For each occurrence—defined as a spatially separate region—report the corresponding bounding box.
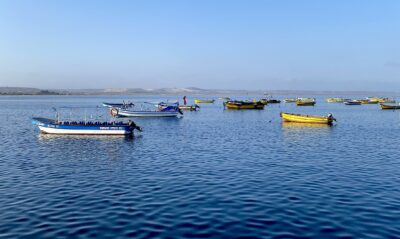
[179,104,200,111]
[102,102,134,108]
[116,109,181,117]
[112,102,183,118]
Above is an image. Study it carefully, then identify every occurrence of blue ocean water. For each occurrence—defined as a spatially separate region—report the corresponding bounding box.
[0,95,400,238]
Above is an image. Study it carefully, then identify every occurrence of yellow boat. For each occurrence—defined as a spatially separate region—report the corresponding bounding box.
[380,103,400,110]
[298,97,315,101]
[359,99,379,104]
[280,112,336,124]
[194,99,215,104]
[284,98,297,103]
[377,98,396,103]
[296,98,316,106]
[368,96,379,100]
[367,97,395,103]
[224,100,265,110]
[296,101,316,106]
[218,97,231,101]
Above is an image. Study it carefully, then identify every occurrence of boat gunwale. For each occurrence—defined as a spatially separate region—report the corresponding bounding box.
[280,112,330,120]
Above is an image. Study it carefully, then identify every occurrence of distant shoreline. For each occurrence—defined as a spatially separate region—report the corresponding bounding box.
[0,87,399,96]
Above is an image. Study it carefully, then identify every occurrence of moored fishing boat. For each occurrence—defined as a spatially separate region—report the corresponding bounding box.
[103,102,134,108]
[297,97,315,101]
[178,96,200,111]
[377,98,395,103]
[32,118,141,135]
[179,104,200,111]
[359,99,379,104]
[260,94,281,104]
[194,99,215,104]
[260,99,281,104]
[284,98,297,103]
[367,97,395,103]
[280,112,336,125]
[218,97,231,101]
[112,102,183,117]
[296,98,316,106]
[268,99,281,103]
[344,100,361,105]
[326,98,350,103]
[115,109,181,117]
[380,103,400,110]
[223,100,265,110]
[297,101,316,106]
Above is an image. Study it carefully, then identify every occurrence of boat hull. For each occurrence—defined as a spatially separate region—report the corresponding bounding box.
[360,100,379,104]
[224,101,265,110]
[344,101,361,105]
[117,110,179,117]
[32,118,134,135]
[380,103,400,110]
[281,113,333,124]
[194,100,215,104]
[225,105,264,110]
[268,100,281,103]
[38,126,132,135]
[260,99,280,104]
[296,101,316,106]
[179,105,198,111]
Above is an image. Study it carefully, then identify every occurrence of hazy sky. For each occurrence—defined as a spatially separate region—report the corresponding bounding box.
[1,0,399,90]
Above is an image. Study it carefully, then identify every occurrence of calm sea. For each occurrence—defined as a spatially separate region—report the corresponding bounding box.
[0,95,399,238]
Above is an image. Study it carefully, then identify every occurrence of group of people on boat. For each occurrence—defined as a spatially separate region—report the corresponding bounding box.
[59,121,130,126]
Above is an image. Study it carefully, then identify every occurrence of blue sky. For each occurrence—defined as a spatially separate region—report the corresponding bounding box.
[0,0,399,90]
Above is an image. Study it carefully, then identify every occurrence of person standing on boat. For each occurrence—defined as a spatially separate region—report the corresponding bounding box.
[183,96,187,105]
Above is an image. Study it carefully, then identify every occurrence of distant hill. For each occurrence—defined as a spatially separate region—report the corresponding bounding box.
[0,87,63,95]
[64,87,239,95]
[0,87,399,96]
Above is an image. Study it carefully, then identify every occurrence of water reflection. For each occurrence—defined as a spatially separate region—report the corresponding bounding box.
[37,133,139,142]
[36,134,143,161]
[281,121,333,128]
[2,95,400,238]
[281,122,334,143]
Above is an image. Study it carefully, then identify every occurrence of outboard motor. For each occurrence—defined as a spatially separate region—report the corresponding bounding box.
[327,113,336,121]
[128,120,142,132]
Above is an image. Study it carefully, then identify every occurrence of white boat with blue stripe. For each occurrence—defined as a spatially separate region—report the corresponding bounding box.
[32,118,141,135]
[110,101,183,118]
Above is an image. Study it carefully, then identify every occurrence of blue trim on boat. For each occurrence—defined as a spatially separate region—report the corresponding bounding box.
[32,118,134,131]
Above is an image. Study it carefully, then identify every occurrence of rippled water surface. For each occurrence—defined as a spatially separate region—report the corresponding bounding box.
[1,95,400,238]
